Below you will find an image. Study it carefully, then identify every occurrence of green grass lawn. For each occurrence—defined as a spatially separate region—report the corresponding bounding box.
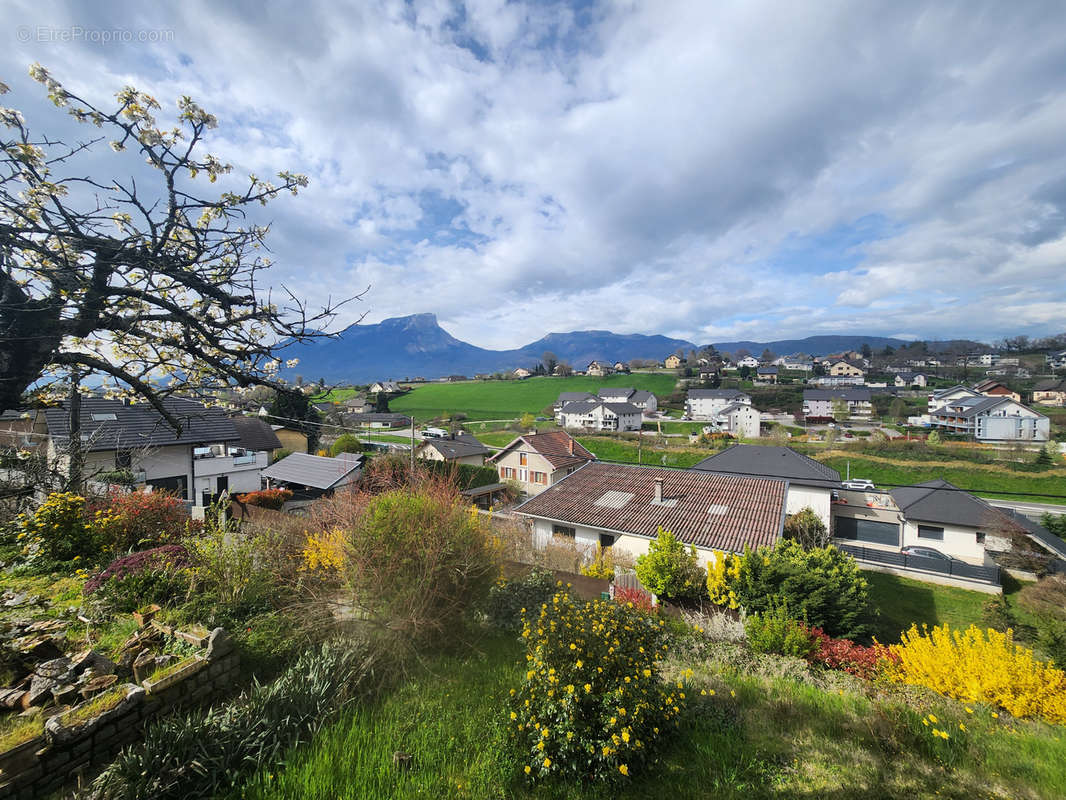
[864,571,993,643]
[389,375,679,422]
[818,455,1066,505]
[233,631,1066,800]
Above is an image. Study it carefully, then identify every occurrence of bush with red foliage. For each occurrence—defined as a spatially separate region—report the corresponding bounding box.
[614,585,656,614]
[235,488,293,509]
[84,544,191,594]
[805,626,899,680]
[91,489,190,554]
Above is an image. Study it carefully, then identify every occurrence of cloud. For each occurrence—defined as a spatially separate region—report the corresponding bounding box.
[3,0,1065,348]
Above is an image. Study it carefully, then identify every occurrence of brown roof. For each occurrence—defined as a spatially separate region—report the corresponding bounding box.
[515,462,787,552]
[488,431,595,470]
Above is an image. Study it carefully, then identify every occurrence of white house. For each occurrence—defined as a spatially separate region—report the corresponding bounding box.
[928,385,981,413]
[40,399,279,507]
[514,461,788,568]
[737,356,760,369]
[704,403,761,439]
[802,389,873,420]
[369,381,402,394]
[513,367,533,379]
[596,387,658,413]
[685,389,752,420]
[414,432,491,466]
[1046,350,1066,370]
[894,372,928,388]
[557,400,642,432]
[929,396,1049,442]
[690,444,840,529]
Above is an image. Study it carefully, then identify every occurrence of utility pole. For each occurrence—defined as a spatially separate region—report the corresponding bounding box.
[67,368,83,492]
[410,417,415,470]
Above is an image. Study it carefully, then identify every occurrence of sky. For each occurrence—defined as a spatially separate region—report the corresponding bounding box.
[3,0,1066,349]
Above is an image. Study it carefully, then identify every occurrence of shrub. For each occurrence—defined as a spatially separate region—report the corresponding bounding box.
[706,541,871,640]
[329,433,365,456]
[484,568,557,632]
[235,488,293,509]
[91,489,190,554]
[888,623,1066,723]
[185,520,275,624]
[681,607,747,643]
[580,545,635,580]
[509,591,686,782]
[89,640,380,800]
[805,626,897,679]
[744,602,814,658]
[14,491,95,562]
[344,485,498,648]
[635,528,704,602]
[782,507,830,550]
[614,585,655,614]
[84,545,191,611]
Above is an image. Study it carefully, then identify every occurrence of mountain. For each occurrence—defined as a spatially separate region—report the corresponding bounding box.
[708,335,910,357]
[280,314,922,383]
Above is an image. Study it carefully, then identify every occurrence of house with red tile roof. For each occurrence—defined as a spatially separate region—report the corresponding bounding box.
[487,430,595,496]
[514,461,788,566]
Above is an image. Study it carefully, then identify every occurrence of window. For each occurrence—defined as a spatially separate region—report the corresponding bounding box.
[918,525,944,541]
[519,453,527,466]
[552,524,575,539]
[519,468,528,482]
[532,471,547,484]
[502,467,515,479]
[834,517,899,547]
[976,532,986,544]
[116,449,132,469]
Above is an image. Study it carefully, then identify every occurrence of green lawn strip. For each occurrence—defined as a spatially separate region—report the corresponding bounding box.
[863,571,991,643]
[818,456,1066,505]
[575,436,710,468]
[389,375,680,423]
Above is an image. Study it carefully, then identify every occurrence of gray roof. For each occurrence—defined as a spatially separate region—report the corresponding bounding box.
[261,452,363,490]
[44,398,238,452]
[597,387,634,399]
[687,389,750,400]
[802,389,872,402]
[231,417,283,452]
[756,366,778,374]
[345,412,412,425]
[931,385,979,399]
[559,400,641,416]
[1033,379,1066,392]
[996,508,1066,561]
[890,479,1010,529]
[557,392,596,405]
[691,444,840,489]
[931,395,1006,419]
[417,433,490,460]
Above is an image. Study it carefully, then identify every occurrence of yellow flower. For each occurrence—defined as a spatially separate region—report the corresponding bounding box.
[928,714,938,724]
[619,764,629,776]
[543,758,551,768]
[524,765,531,775]
[510,712,517,720]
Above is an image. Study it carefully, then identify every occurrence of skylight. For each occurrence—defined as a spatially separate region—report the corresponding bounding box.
[90,413,117,422]
[594,490,634,509]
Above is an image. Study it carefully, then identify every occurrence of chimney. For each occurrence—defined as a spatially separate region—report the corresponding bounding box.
[568,437,574,455]
[654,477,663,504]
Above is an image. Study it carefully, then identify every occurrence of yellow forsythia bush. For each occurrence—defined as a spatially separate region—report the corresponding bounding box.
[888,623,1066,724]
[705,549,742,609]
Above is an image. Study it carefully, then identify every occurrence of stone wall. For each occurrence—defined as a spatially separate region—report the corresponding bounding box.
[0,628,239,799]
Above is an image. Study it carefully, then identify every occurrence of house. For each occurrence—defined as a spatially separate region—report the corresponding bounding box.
[704,402,761,439]
[1046,350,1066,370]
[782,359,814,372]
[928,385,982,413]
[929,396,1049,442]
[488,431,595,496]
[802,389,873,421]
[261,451,363,498]
[690,444,840,528]
[664,355,683,369]
[414,432,491,466]
[513,368,533,379]
[270,424,310,455]
[369,381,402,394]
[596,387,658,413]
[810,375,865,387]
[586,361,615,377]
[1033,379,1066,406]
[755,366,778,384]
[557,400,642,432]
[832,479,1006,567]
[613,362,630,373]
[514,462,788,568]
[40,398,275,505]
[554,392,596,420]
[828,360,866,378]
[345,412,412,429]
[343,395,369,414]
[685,389,752,420]
[736,356,760,369]
[894,372,928,388]
[973,379,1022,404]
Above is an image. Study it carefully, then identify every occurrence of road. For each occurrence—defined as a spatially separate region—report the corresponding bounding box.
[987,499,1066,519]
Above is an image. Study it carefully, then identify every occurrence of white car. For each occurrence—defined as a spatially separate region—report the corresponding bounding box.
[841,479,875,491]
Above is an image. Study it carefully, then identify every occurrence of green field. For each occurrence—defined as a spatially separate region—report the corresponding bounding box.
[818,455,1066,505]
[389,375,680,422]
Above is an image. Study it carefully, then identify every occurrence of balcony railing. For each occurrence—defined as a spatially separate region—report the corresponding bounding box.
[837,543,1000,585]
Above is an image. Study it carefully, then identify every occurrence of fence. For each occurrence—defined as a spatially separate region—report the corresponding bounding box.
[837,543,1001,585]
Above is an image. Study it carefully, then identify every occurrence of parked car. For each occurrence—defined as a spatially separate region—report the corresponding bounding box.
[901,545,959,562]
[535,416,548,421]
[841,478,875,490]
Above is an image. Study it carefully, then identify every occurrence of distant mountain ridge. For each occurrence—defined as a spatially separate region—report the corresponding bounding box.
[279,313,916,383]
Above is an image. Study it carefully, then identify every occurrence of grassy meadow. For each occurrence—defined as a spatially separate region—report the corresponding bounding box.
[388,374,680,422]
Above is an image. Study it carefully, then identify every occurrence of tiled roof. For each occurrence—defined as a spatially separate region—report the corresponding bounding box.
[691,444,840,489]
[488,430,595,469]
[890,479,1012,529]
[515,462,787,552]
[261,452,363,490]
[1033,379,1066,392]
[230,417,283,452]
[44,398,238,452]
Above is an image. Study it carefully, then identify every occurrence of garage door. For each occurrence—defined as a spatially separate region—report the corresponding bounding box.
[835,516,899,547]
